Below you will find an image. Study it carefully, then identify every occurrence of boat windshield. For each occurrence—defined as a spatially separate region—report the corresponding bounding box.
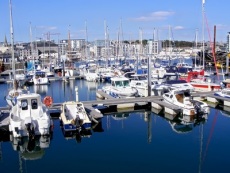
[223,90,230,95]
[115,80,130,87]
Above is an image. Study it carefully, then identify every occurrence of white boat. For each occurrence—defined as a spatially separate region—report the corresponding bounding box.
[9,93,53,138]
[84,69,100,82]
[5,80,27,107]
[64,67,79,77]
[176,62,193,69]
[15,69,26,81]
[162,79,195,92]
[130,74,148,97]
[32,71,50,85]
[163,88,209,116]
[214,88,230,99]
[98,67,116,82]
[102,76,138,98]
[60,101,92,133]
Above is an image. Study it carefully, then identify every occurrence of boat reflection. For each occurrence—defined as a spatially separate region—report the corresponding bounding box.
[33,85,48,96]
[164,113,208,134]
[61,121,104,143]
[111,112,130,120]
[61,128,92,143]
[10,135,52,160]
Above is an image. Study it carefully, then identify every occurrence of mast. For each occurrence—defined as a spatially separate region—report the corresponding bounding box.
[195,28,198,67]
[202,0,205,69]
[29,22,35,72]
[85,21,88,62]
[104,20,108,66]
[9,0,16,90]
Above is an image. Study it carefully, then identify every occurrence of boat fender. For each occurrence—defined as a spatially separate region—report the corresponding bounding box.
[43,96,53,107]
[227,83,230,88]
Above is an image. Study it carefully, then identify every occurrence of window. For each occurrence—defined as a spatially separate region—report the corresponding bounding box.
[31,99,38,109]
[21,99,28,110]
[123,80,130,87]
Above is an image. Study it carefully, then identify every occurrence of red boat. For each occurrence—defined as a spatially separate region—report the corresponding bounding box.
[180,69,221,91]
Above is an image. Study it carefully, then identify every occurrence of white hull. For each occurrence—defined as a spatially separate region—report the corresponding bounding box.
[102,86,138,98]
[33,77,50,85]
[60,101,91,131]
[9,93,52,138]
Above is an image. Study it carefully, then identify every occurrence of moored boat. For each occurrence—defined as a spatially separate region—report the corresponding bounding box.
[163,88,209,116]
[102,76,138,98]
[60,101,92,133]
[9,93,53,138]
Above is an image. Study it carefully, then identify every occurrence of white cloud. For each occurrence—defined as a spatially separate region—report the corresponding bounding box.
[37,26,57,30]
[133,11,175,21]
[174,26,184,30]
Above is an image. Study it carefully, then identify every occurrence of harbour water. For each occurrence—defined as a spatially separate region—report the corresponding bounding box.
[0,78,230,173]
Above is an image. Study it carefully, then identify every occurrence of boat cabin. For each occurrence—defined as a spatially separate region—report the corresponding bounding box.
[16,94,42,119]
[111,77,130,87]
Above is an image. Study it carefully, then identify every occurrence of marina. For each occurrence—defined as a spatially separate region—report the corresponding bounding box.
[1,0,230,172]
[0,79,230,173]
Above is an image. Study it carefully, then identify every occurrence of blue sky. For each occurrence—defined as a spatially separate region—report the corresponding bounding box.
[1,0,229,43]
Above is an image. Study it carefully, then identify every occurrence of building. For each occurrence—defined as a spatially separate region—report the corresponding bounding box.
[147,39,162,55]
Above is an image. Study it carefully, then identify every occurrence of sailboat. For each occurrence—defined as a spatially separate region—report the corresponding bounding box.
[5,0,27,107]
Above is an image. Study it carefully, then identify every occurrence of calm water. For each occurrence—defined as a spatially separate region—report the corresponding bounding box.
[0,79,230,173]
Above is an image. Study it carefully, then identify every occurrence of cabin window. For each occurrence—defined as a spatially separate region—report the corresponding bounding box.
[123,80,129,87]
[165,94,169,97]
[115,81,122,87]
[31,99,38,109]
[21,99,28,110]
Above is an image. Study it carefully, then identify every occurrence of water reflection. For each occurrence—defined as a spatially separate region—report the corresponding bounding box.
[33,85,48,96]
[10,135,52,160]
[111,112,130,120]
[60,121,104,143]
[165,113,208,134]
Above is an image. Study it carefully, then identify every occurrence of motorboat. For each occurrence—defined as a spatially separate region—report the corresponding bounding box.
[84,68,100,82]
[98,67,116,82]
[9,93,53,138]
[176,62,193,69]
[130,74,148,97]
[102,76,138,98]
[163,88,209,116]
[214,88,230,98]
[32,71,50,85]
[60,101,92,133]
[161,79,195,92]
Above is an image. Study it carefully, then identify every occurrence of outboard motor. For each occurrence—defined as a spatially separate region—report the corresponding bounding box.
[193,101,202,115]
[25,123,35,138]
